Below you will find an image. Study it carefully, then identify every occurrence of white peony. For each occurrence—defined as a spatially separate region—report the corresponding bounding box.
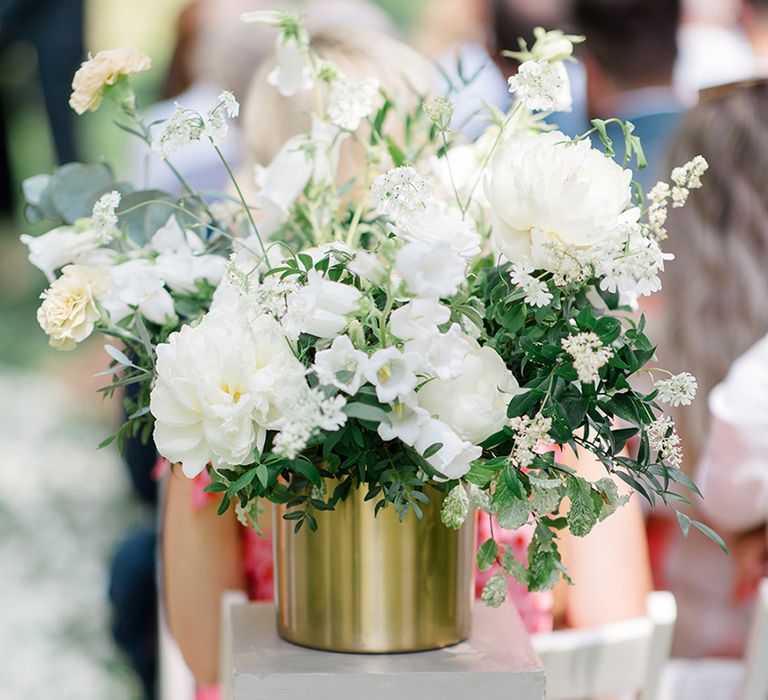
[151,311,306,477]
[365,346,419,404]
[418,339,519,444]
[21,222,110,282]
[404,323,469,381]
[389,298,451,341]
[414,418,482,479]
[395,241,466,299]
[36,264,109,350]
[486,131,638,264]
[267,33,314,97]
[101,259,176,325]
[313,334,369,395]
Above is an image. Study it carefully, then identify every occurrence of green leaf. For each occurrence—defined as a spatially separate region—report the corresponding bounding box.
[567,476,599,537]
[594,477,630,521]
[290,458,321,487]
[501,552,529,585]
[464,460,499,488]
[506,388,542,418]
[255,463,269,489]
[422,442,443,459]
[476,538,499,571]
[497,498,530,530]
[690,518,729,555]
[343,402,389,423]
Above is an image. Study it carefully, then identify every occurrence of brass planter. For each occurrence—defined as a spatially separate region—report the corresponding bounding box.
[274,484,475,653]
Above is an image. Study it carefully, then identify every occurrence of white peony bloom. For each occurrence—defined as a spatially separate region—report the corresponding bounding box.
[370,166,432,221]
[313,334,369,395]
[365,346,419,403]
[151,311,306,477]
[377,392,429,446]
[151,216,225,294]
[283,269,361,339]
[392,200,482,258]
[69,47,151,114]
[101,259,176,325]
[21,223,108,282]
[327,76,380,131]
[267,33,314,97]
[36,264,109,350]
[418,338,518,444]
[389,298,451,341]
[348,251,385,284]
[414,418,482,480]
[395,241,466,299]
[507,59,572,113]
[404,323,469,381]
[486,131,637,265]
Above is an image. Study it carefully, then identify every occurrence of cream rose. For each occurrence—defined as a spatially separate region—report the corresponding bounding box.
[69,48,151,115]
[36,265,109,350]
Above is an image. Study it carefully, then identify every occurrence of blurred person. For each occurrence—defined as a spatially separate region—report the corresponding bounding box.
[742,0,768,74]
[656,80,768,657]
[572,0,683,192]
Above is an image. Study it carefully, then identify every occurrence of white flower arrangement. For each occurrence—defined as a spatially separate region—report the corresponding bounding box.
[19,15,723,602]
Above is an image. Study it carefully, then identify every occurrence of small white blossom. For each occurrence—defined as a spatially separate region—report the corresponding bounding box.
[595,230,673,299]
[509,413,552,468]
[507,59,571,112]
[91,190,120,241]
[424,96,454,130]
[204,90,240,143]
[531,233,593,287]
[370,166,432,221]
[395,241,466,299]
[561,332,613,384]
[327,76,380,131]
[152,103,204,159]
[671,156,708,208]
[647,415,683,468]
[655,372,697,407]
[365,346,419,403]
[313,335,369,395]
[645,181,671,240]
[510,263,552,307]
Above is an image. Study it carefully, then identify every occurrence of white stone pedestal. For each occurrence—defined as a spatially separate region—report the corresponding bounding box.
[224,602,545,700]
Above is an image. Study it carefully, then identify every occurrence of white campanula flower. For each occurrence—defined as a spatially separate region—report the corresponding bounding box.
[655,372,698,407]
[272,387,347,459]
[413,418,481,479]
[91,190,121,240]
[486,131,637,265]
[561,331,613,384]
[101,259,176,326]
[267,33,314,97]
[370,166,432,221]
[327,76,380,131]
[348,251,385,285]
[508,413,552,468]
[69,47,151,114]
[391,200,482,258]
[404,323,469,381]
[313,334,369,395]
[529,28,579,62]
[647,415,682,468]
[389,298,451,341]
[283,269,362,340]
[365,346,419,403]
[36,264,109,350]
[507,59,572,113]
[396,241,466,299]
[509,263,552,307]
[377,392,429,445]
[418,338,519,444]
[21,222,110,282]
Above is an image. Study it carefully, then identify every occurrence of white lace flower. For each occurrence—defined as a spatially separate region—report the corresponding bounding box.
[91,190,120,240]
[509,413,552,468]
[507,59,572,112]
[413,418,481,479]
[404,323,469,381]
[370,166,432,221]
[595,230,673,299]
[204,90,240,143]
[671,156,708,208]
[389,299,451,341]
[267,33,314,97]
[646,181,671,240]
[509,263,552,307]
[647,415,683,468]
[313,335,369,395]
[561,332,613,384]
[377,392,429,445]
[365,346,419,403]
[655,372,697,407]
[272,387,347,459]
[327,76,380,131]
[395,241,466,299]
[151,103,205,159]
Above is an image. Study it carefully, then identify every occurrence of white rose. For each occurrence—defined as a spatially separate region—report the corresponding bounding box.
[101,259,176,326]
[36,264,109,350]
[21,223,108,282]
[414,418,482,480]
[395,241,466,299]
[313,335,369,395]
[418,338,519,444]
[267,33,314,97]
[151,310,306,477]
[364,346,419,404]
[485,131,637,264]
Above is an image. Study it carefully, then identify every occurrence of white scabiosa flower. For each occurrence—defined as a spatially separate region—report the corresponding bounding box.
[561,332,613,384]
[313,334,369,395]
[509,263,552,307]
[365,346,419,403]
[267,32,314,97]
[395,241,466,299]
[655,372,697,407]
[370,166,432,221]
[418,338,519,444]
[507,59,572,113]
[413,418,481,480]
[377,393,429,445]
[91,190,121,240]
[327,76,380,131]
[389,298,451,341]
[404,323,469,381]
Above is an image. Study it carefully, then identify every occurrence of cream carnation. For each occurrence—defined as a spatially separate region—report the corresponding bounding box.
[36,265,109,350]
[69,48,151,114]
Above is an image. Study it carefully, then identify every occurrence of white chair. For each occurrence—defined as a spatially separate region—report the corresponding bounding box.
[220,590,249,700]
[532,591,677,699]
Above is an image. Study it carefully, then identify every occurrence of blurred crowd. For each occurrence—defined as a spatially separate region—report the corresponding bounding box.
[4,0,768,699]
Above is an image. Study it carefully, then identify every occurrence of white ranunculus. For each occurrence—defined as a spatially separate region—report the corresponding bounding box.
[395,241,466,299]
[404,323,469,381]
[283,269,361,339]
[377,392,429,445]
[389,298,451,341]
[486,131,637,264]
[313,334,369,395]
[393,200,482,258]
[35,264,109,350]
[414,418,481,480]
[101,260,176,325]
[151,311,305,477]
[418,338,519,444]
[151,216,225,294]
[21,223,108,282]
[365,347,419,404]
[267,33,314,97]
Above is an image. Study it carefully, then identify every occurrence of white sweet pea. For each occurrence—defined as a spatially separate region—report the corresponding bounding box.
[267,33,314,97]
[21,222,109,282]
[283,269,361,339]
[404,323,469,381]
[418,339,519,444]
[101,259,176,325]
[313,334,369,395]
[395,241,466,299]
[392,200,482,258]
[389,298,451,341]
[414,418,481,479]
[377,392,429,445]
[365,346,419,403]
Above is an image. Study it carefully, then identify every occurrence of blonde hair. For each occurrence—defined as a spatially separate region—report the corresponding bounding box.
[663,84,768,469]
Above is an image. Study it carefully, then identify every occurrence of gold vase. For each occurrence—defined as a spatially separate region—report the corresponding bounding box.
[274,483,475,653]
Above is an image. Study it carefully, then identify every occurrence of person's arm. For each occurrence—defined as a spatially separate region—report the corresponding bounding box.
[162,469,246,685]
